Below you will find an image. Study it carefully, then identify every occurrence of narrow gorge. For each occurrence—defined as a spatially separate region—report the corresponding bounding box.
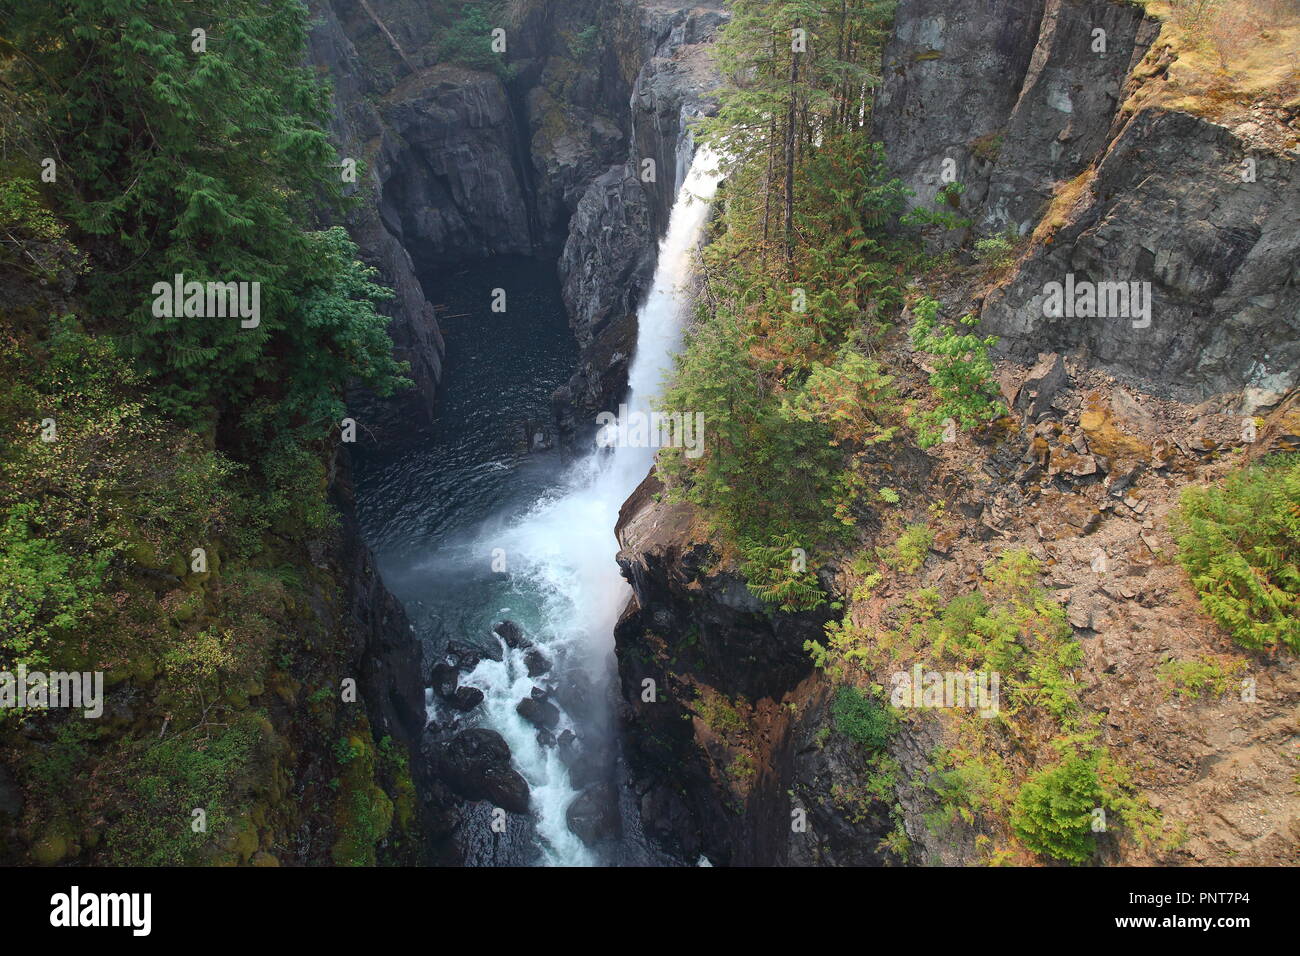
[0,0,1295,879]
[322,0,1297,868]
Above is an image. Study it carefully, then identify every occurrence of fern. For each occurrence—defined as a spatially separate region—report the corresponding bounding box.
[1173,454,1299,653]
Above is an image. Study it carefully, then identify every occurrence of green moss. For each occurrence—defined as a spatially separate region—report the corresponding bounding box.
[331,735,394,866]
[31,819,76,865]
[105,711,264,866]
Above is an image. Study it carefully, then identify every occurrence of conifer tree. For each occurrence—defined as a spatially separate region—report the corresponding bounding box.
[0,0,408,432]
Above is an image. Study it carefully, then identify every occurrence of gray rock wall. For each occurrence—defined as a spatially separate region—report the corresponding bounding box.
[876,0,1298,403]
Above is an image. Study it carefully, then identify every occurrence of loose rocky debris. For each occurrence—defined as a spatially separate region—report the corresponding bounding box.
[898,348,1298,865]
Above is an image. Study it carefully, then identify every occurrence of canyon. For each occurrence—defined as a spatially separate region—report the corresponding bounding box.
[317,0,1297,867]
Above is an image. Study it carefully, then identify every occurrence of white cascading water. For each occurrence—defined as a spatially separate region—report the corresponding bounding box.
[457,147,721,866]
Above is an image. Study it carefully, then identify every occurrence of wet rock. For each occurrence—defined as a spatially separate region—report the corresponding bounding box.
[481,765,532,816]
[446,639,501,669]
[558,738,611,791]
[430,662,459,699]
[494,620,531,651]
[437,729,530,814]
[536,729,557,748]
[550,666,608,727]
[566,782,621,846]
[524,648,551,678]
[516,693,561,731]
[639,783,701,862]
[448,686,484,712]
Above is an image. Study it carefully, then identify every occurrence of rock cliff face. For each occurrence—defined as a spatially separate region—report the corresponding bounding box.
[873,0,1298,404]
[309,0,725,429]
[875,0,1159,238]
[609,0,1299,867]
[551,4,725,440]
[613,475,844,864]
[307,0,727,863]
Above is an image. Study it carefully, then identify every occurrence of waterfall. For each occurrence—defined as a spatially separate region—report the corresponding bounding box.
[455,148,721,866]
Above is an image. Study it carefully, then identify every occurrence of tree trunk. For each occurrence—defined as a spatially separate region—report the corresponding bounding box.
[783,39,798,268]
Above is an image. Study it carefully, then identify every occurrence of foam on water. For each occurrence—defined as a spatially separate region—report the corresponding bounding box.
[454,148,721,866]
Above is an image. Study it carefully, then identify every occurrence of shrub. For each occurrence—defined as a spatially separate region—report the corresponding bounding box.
[108,713,263,865]
[696,689,749,738]
[883,523,933,574]
[740,533,825,612]
[1010,752,1103,864]
[1172,454,1299,653]
[831,685,895,749]
[1157,654,1248,699]
[973,228,1019,269]
[907,296,1005,448]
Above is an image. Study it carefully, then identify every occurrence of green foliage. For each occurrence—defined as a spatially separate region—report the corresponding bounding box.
[1156,654,1248,699]
[728,752,757,782]
[26,720,97,804]
[1010,752,1103,863]
[0,319,238,680]
[438,3,511,75]
[739,533,825,611]
[926,747,1013,828]
[902,181,972,233]
[108,713,263,865]
[0,505,107,673]
[1172,454,1299,652]
[973,228,1019,269]
[571,25,601,58]
[666,0,945,608]
[695,689,749,738]
[882,522,933,574]
[907,296,1005,447]
[331,728,393,866]
[4,0,409,431]
[0,175,84,281]
[831,685,896,748]
[659,140,915,594]
[811,550,1082,725]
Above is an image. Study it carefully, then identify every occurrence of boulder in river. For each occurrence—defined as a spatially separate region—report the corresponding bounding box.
[446,639,501,669]
[493,620,531,650]
[516,693,561,731]
[566,782,620,847]
[524,647,551,678]
[447,686,484,711]
[430,662,459,699]
[437,729,530,814]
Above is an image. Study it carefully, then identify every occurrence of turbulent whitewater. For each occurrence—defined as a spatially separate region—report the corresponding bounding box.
[455,148,721,865]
